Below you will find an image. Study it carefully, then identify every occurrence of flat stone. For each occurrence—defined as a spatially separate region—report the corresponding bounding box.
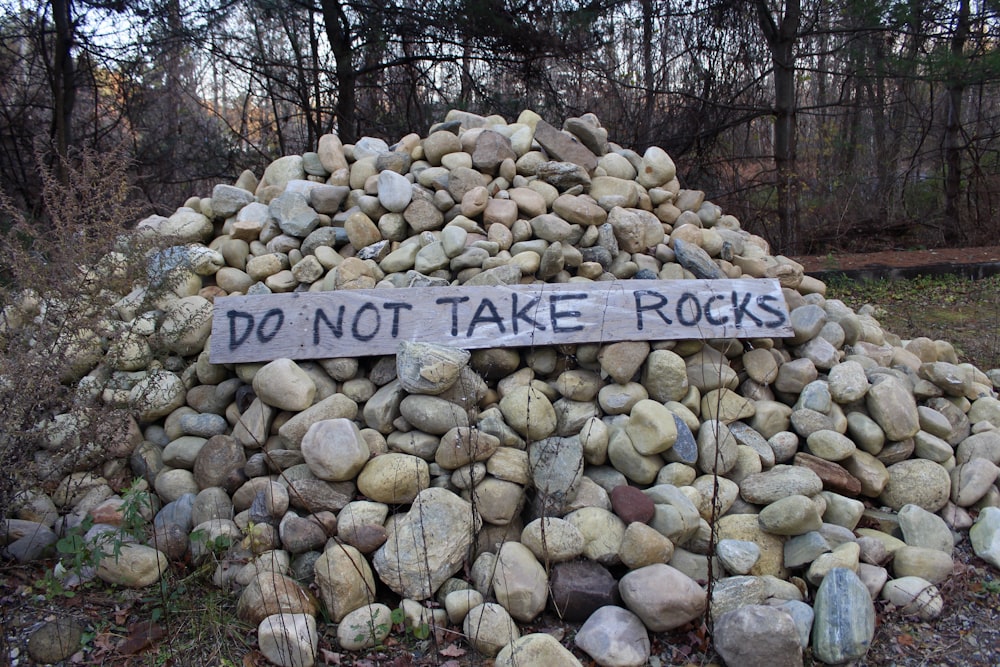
[793,452,862,495]
[533,119,598,171]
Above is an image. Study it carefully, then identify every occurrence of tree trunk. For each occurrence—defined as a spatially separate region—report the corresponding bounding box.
[50,0,75,158]
[640,0,655,147]
[756,0,801,253]
[943,0,969,245]
[319,0,357,143]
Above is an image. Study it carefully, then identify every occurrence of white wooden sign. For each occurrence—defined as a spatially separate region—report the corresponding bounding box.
[209,279,792,363]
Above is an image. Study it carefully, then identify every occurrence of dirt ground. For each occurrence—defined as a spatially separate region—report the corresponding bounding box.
[790,246,1000,273]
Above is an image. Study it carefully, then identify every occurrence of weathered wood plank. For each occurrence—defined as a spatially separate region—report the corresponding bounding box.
[209,279,792,363]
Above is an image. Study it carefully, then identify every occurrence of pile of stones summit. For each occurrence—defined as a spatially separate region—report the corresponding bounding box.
[4,109,1000,667]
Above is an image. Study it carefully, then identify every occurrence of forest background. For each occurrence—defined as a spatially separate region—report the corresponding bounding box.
[4,0,1000,256]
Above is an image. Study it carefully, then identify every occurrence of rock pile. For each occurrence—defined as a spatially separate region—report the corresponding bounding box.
[4,109,1000,667]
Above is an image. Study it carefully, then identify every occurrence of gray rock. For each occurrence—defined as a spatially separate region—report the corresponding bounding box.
[811,568,875,664]
[714,604,803,667]
[574,605,650,667]
[716,539,761,575]
[740,465,823,505]
[529,436,584,516]
[270,191,319,238]
[898,503,955,554]
[618,563,706,631]
[970,506,1000,568]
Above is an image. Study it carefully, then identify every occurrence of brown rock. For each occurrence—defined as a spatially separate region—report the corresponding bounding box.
[794,452,862,496]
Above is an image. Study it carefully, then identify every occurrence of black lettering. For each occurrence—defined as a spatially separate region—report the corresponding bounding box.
[633,290,672,331]
[382,302,413,337]
[731,291,764,327]
[351,302,380,341]
[756,294,788,328]
[467,299,505,337]
[313,306,346,345]
[676,292,702,326]
[257,308,284,342]
[227,310,254,349]
[704,294,730,326]
[511,294,545,334]
[436,296,470,336]
[550,293,586,333]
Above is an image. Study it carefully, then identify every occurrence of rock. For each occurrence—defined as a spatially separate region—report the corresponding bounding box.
[529,436,584,516]
[618,563,706,631]
[610,484,655,524]
[811,568,875,664]
[716,539,761,575]
[898,503,955,554]
[565,507,627,565]
[336,603,393,651]
[714,604,803,667]
[463,603,520,657]
[574,605,650,667]
[313,544,375,623]
[970,506,1000,568]
[549,559,619,622]
[740,465,823,504]
[96,543,168,587]
[881,577,943,620]
[828,360,870,403]
[357,453,429,504]
[377,170,412,213]
[951,460,1000,506]
[499,385,557,440]
[396,341,470,395]
[258,613,318,667]
[758,494,823,536]
[445,588,483,625]
[495,633,583,667]
[892,546,954,583]
[521,517,585,563]
[237,572,318,626]
[867,378,920,441]
[533,119,598,171]
[372,487,479,599]
[492,542,547,622]
[880,459,952,511]
[301,418,370,482]
[618,520,675,569]
[252,359,316,411]
[27,618,84,665]
[624,399,677,455]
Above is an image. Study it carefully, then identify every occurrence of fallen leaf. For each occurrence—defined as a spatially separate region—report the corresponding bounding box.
[119,620,166,655]
[439,642,466,657]
[897,633,915,647]
[318,648,342,665]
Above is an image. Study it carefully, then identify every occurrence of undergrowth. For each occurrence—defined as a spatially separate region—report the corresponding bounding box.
[825,273,1000,370]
